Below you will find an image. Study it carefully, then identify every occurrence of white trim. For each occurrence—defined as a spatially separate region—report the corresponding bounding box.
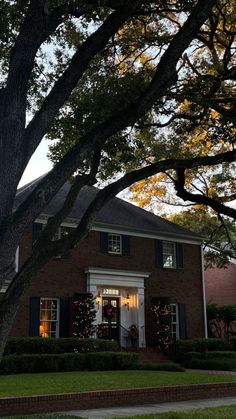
[36,216,203,245]
[39,297,60,338]
[201,245,208,338]
[85,267,150,279]
[15,247,19,272]
[85,267,149,348]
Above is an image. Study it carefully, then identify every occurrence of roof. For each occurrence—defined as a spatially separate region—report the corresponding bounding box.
[16,178,202,243]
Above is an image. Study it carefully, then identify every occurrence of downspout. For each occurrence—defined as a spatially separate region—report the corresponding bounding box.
[201,244,208,338]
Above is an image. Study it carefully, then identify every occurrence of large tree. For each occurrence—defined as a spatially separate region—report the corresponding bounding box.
[0,0,235,359]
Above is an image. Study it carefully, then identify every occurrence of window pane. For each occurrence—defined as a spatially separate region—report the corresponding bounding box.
[108,234,122,254]
[163,241,176,268]
[39,298,59,338]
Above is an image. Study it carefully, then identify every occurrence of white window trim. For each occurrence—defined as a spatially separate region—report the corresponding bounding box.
[170,303,179,341]
[39,297,60,338]
[108,233,122,255]
[163,241,177,269]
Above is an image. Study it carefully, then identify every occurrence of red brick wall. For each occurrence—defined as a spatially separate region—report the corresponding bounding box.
[205,262,236,305]
[1,383,236,417]
[11,229,205,341]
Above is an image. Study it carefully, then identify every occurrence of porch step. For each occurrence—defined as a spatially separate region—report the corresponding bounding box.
[137,348,169,364]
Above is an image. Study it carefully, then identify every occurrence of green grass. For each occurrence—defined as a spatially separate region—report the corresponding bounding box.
[5,416,80,419]
[0,370,235,397]
[114,404,236,418]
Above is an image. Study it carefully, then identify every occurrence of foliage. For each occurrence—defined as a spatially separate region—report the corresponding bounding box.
[184,357,236,371]
[151,298,171,353]
[185,351,236,360]
[0,351,138,374]
[0,0,236,361]
[207,303,236,340]
[171,338,233,363]
[3,337,119,355]
[72,293,96,338]
[137,362,184,372]
[168,208,236,266]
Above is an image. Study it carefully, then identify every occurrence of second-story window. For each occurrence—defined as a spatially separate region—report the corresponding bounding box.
[108,234,122,254]
[100,232,130,256]
[163,241,176,268]
[53,226,72,241]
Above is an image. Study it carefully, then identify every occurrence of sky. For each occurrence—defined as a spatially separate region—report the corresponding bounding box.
[18,139,52,187]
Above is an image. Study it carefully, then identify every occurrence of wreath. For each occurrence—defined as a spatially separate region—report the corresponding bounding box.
[103,304,117,320]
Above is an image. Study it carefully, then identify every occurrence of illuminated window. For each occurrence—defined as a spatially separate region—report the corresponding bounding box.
[108,234,122,254]
[170,304,179,341]
[39,298,59,338]
[163,241,176,268]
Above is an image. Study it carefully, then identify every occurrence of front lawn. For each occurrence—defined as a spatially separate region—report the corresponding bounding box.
[114,404,236,418]
[0,370,235,397]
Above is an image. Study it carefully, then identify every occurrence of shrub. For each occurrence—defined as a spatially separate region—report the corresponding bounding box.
[184,357,236,371]
[0,351,138,374]
[170,338,233,362]
[4,337,119,356]
[185,351,236,361]
[137,362,185,372]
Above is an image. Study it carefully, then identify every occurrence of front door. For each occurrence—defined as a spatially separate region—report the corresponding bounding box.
[102,297,120,342]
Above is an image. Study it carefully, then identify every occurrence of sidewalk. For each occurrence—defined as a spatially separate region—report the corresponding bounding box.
[63,396,236,418]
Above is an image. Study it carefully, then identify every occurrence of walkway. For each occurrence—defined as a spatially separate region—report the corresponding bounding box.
[63,396,236,418]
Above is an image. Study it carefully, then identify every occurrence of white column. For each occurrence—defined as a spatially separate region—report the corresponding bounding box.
[138,287,146,347]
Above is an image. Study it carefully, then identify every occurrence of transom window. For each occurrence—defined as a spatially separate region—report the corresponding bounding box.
[108,234,122,254]
[163,241,176,268]
[39,298,59,338]
[170,304,179,341]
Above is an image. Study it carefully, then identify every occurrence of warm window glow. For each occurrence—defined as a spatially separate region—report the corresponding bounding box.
[39,298,59,338]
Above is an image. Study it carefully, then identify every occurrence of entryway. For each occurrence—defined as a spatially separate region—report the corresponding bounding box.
[102,296,120,341]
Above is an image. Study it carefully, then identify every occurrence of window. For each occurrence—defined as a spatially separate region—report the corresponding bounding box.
[39,298,59,338]
[108,234,122,254]
[170,304,179,341]
[53,225,73,241]
[100,232,130,256]
[163,241,176,268]
[155,240,183,269]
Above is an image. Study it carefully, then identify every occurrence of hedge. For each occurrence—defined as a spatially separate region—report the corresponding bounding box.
[170,338,233,362]
[184,357,236,371]
[0,352,138,374]
[185,351,236,361]
[137,362,185,372]
[4,337,119,356]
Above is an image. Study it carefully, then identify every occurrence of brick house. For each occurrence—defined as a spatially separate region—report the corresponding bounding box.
[205,257,236,306]
[8,180,207,347]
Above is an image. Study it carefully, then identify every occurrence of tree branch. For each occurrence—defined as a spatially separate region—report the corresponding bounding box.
[11,0,214,240]
[174,168,236,219]
[23,2,140,167]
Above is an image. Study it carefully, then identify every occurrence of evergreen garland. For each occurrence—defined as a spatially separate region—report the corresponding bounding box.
[72,293,96,338]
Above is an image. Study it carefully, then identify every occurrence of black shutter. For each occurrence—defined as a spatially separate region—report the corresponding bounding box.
[176,243,183,269]
[122,235,130,256]
[155,240,163,267]
[32,222,43,246]
[29,297,40,336]
[100,232,108,253]
[59,298,70,337]
[178,303,187,339]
